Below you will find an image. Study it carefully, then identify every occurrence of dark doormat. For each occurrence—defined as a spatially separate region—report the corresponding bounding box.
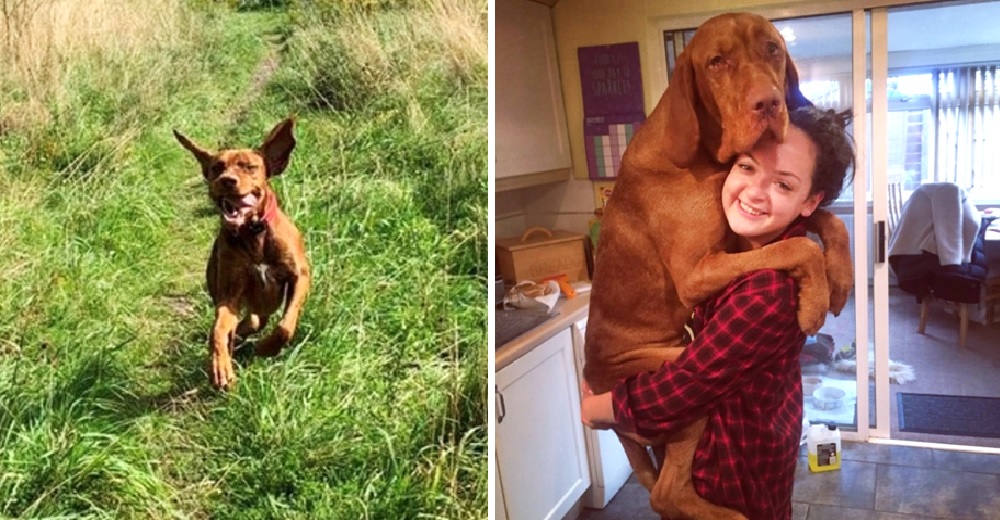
[898,393,1000,438]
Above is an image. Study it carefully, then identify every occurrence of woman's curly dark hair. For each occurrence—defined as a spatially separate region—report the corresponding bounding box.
[789,106,856,208]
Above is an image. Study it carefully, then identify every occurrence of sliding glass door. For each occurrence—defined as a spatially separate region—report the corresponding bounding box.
[773,2,1000,448]
[882,1,1000,449]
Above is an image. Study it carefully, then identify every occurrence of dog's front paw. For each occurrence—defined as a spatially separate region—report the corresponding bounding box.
[212,350,236,390]
[796,299,828,336]
[795,276,830,336]
[826,260,853,317]
[255,327,290,357]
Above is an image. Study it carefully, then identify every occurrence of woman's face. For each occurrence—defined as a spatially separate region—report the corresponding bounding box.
[722,125,824,250]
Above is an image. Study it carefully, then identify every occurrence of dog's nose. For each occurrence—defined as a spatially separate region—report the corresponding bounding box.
[218,175,238,189]
[750,86,782,118]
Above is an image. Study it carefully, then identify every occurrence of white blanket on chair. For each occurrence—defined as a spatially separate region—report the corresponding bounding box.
[887,183,980,266]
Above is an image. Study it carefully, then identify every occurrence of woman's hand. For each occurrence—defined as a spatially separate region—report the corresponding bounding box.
[580,379,616,429]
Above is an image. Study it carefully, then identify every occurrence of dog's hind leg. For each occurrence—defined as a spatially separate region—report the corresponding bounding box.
[651,444,666,469]
[237,314,269,338]
[256,268,310,357]
[649,418,747,520]
[618,434,659,490]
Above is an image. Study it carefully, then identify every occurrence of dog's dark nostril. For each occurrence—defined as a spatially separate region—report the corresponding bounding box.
[751,93,782,116]
[219,176,238,188]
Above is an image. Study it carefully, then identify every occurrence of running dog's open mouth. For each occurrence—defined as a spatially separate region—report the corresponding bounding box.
[218,192,260,226]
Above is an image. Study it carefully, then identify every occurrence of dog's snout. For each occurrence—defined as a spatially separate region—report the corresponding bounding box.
[750,86,782,117]
[218,174,239,188]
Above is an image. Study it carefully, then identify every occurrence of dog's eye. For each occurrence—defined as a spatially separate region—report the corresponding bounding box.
[709,55,723,67]
[766,41,780,56]
[211,162,225,177]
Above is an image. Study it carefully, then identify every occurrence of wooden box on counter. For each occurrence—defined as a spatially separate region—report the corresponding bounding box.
[496,227,589,284]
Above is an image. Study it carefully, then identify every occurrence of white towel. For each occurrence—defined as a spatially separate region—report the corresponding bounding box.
[887,182,980,266]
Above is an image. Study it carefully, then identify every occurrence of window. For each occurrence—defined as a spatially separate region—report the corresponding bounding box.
[800,80,842,110]
[885,73,933,194]
[886,67,1000,203]
[663,30,695,84]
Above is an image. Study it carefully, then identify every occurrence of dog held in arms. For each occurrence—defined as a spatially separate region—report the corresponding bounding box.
[583,13,853,520]
[174,118,311,390]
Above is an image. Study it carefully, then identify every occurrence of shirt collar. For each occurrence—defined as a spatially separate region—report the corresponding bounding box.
[770,216,810,244]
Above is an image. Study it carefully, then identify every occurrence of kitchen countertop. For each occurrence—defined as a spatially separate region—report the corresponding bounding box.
[495,293,590,371]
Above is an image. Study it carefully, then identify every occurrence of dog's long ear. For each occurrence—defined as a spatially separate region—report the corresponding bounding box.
[784,54,813,109]
[261,118,296,178]
[661,51,700,167]
[173,130,213,173]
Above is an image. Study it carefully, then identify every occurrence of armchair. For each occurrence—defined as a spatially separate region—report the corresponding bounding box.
[887,183,986,347]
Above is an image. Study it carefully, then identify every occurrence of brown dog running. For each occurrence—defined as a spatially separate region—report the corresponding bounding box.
[584,13,853,520]
[174,118,311,390]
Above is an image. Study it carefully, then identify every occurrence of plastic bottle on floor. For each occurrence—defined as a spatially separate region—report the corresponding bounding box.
[806,423,842,472]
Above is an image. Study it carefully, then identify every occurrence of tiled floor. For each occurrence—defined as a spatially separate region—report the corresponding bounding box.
[577,441,1000,519]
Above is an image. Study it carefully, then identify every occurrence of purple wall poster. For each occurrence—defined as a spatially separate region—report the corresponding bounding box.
[578,42,645,179]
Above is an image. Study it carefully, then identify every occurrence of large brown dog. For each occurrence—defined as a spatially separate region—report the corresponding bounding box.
[174,118,311,390]
[584,13,852,520]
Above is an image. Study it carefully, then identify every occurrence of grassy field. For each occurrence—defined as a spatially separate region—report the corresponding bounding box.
[0,0,486,518]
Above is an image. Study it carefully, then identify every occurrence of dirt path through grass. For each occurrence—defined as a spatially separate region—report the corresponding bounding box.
[227,45,282,134]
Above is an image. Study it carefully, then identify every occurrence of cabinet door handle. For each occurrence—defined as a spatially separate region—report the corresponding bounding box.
[496,385,506,423]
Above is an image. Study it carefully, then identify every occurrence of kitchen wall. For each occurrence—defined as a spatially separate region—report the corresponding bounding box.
[496,178,597,240]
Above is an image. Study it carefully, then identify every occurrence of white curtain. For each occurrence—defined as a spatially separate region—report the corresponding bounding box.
[934,65,1000,197]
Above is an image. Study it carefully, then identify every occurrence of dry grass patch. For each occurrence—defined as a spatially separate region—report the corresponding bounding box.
[0,0,193,132]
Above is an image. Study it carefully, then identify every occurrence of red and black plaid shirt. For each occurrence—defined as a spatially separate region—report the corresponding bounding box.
[612,218,809,520]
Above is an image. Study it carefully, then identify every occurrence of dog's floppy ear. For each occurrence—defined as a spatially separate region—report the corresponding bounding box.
[173,129,213,173]
[784,55,813,109]
[260,118,296,178]
[661,51,700,167]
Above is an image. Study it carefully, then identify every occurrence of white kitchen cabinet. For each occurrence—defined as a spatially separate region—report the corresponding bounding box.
[495,456,508,519]
[496,0,572,191]
[496,328,590,520]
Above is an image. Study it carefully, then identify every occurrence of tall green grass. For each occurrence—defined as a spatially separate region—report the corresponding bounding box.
[0,0,486,517]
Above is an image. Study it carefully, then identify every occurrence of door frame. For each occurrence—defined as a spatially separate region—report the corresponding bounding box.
[852,8,875,442]
[650,6,875,442]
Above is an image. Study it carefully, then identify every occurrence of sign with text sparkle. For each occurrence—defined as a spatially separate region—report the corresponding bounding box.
[578,42,644,180]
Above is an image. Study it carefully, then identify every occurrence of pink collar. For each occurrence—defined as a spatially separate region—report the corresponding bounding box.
[261,191,278,225]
